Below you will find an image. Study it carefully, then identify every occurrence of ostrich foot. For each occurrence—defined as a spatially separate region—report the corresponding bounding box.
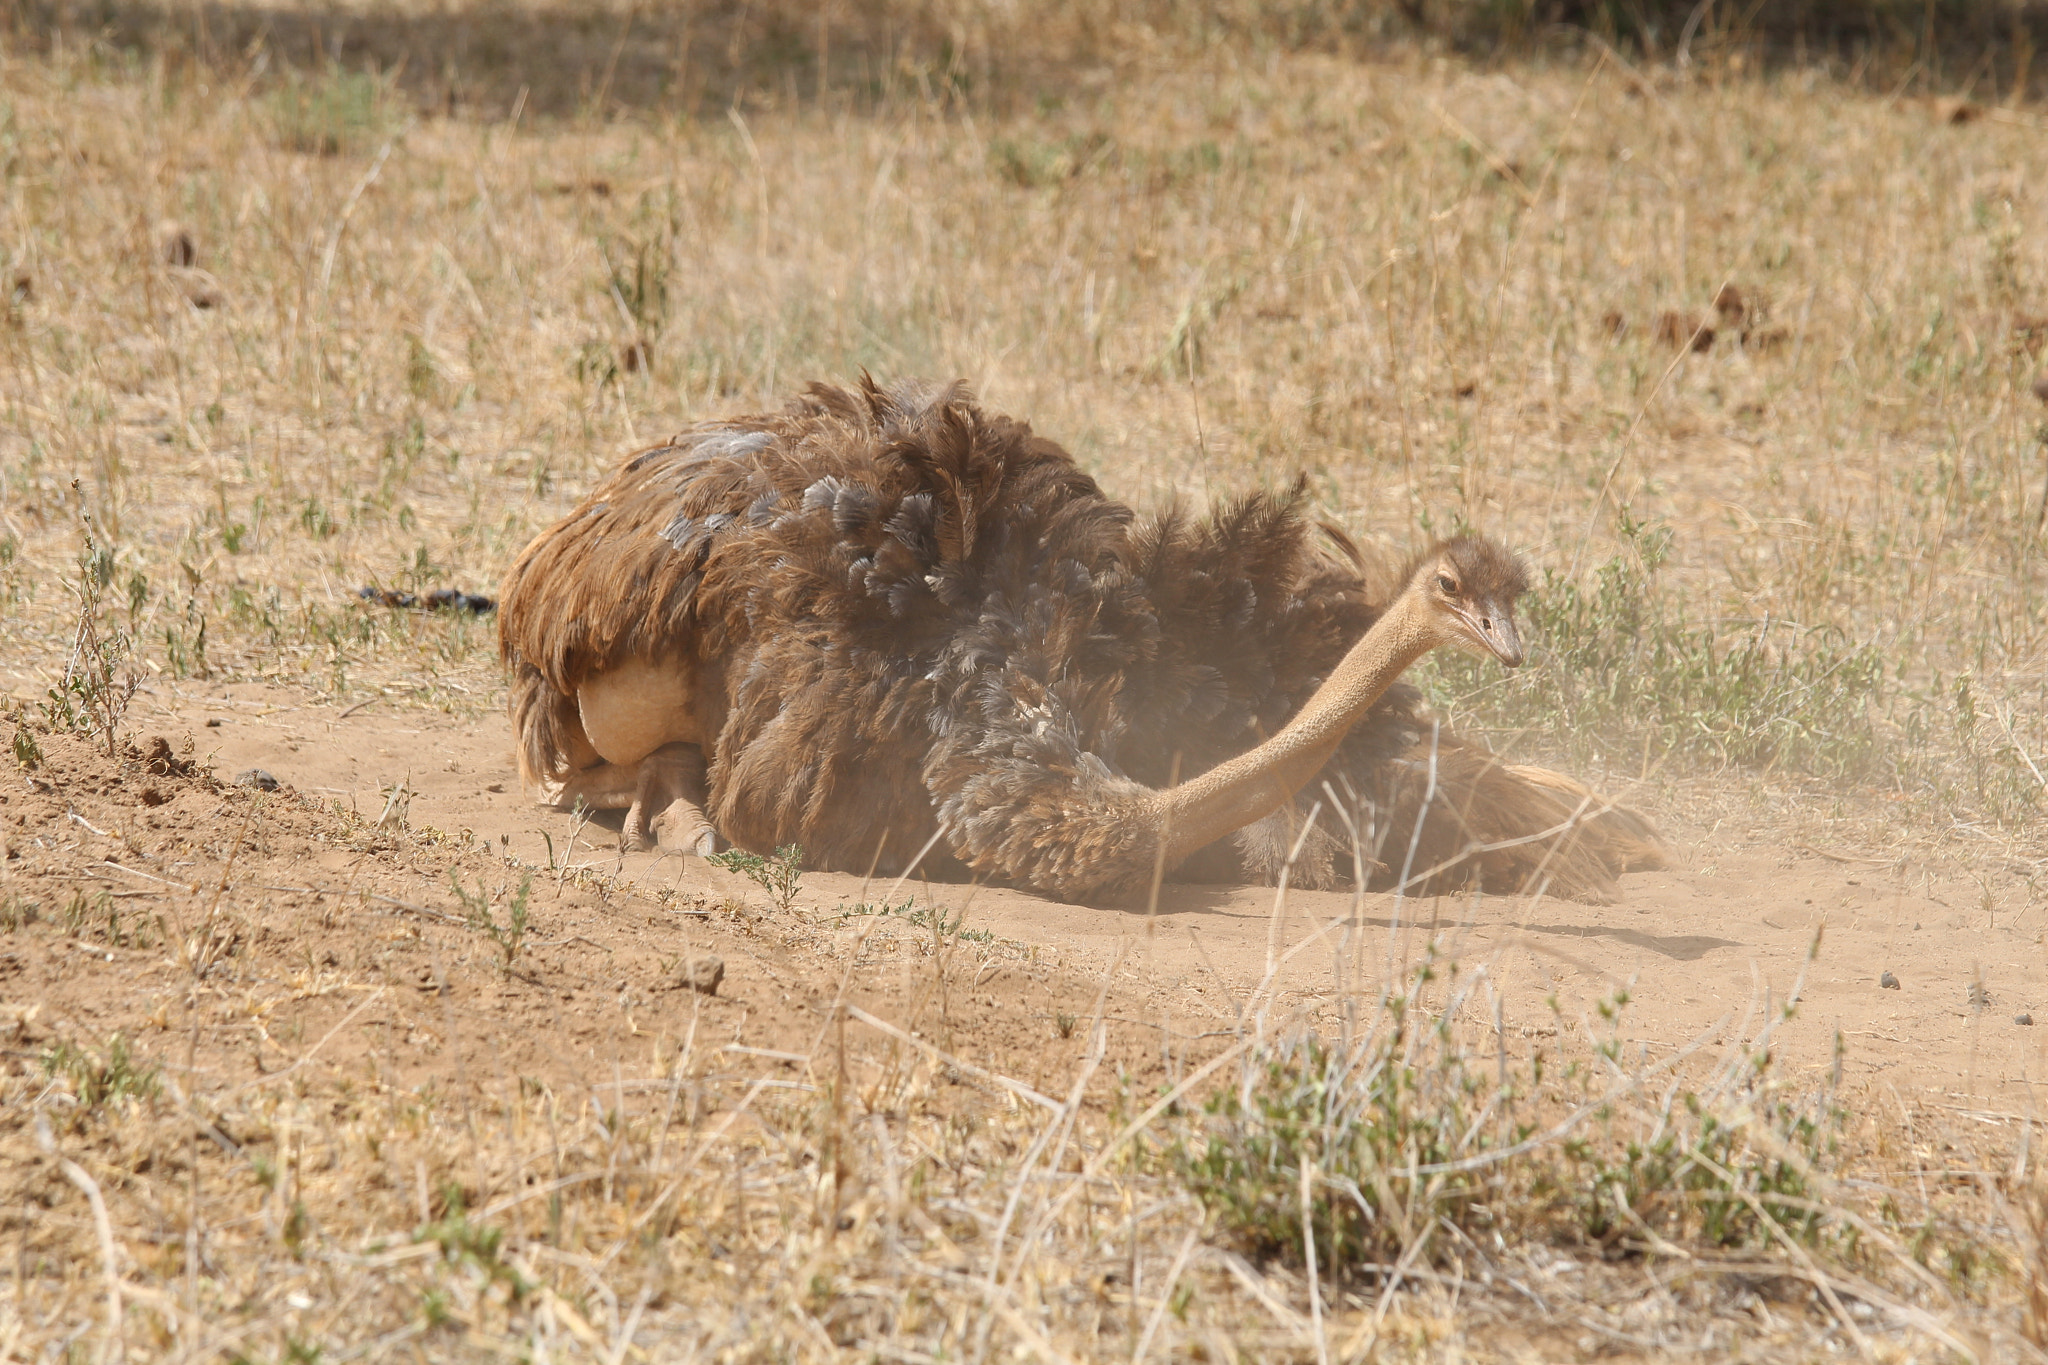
[652,799,719,857]
[621,742,715,854]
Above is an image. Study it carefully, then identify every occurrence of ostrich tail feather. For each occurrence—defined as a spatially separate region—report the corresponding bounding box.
[508,661,585,794]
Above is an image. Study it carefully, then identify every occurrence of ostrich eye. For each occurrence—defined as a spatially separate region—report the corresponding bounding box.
[1436,574,1458,594]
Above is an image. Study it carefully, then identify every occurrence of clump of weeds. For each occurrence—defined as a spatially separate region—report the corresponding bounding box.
[707,843,804,911]
[838,897,995,944]
[1163,949,1848,1276]
[449,870,533,971]
[10,718,42,770]
[1427,514,1886,781]
[40,514,134,759]
[41,1033,161,1113]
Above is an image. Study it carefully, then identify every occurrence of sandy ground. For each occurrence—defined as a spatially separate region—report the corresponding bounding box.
[3,675,2040,1361]
[11,675,2026,1124]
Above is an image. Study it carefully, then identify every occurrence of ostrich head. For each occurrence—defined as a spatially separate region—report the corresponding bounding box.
[1405,534,1529,669]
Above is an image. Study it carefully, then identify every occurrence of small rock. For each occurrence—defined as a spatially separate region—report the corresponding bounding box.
[1879,971,1899,990]
[236,769,279,791]
[2018,1014,2035,1027]
[679,955,725,996]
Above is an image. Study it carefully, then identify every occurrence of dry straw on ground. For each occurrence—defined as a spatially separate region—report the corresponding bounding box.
[3,4,2048,1360]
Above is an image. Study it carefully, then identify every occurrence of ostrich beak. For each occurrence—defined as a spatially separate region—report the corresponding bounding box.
[1462,604,1524,668]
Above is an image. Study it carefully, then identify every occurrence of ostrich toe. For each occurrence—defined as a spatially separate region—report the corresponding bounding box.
[652,799,719,856]
[621,799,659,852]
[619,742,713,854]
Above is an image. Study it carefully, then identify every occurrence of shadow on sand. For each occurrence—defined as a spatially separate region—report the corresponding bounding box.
[575,822,1739,963]
[1146,884,1737,962]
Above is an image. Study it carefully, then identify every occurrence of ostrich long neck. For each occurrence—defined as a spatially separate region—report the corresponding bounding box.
[1154,587,1441,861]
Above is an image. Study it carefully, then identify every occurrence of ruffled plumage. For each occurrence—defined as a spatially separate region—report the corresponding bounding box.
[500,377,1664,903]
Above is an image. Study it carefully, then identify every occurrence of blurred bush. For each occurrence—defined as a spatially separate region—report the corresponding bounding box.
[5,0,2042,118]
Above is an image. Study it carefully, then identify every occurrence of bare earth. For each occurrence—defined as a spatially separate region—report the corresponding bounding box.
[5,675,2043,1360]
[11,676,2031,1118]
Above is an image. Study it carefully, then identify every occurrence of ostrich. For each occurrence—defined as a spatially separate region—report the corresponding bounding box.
[499,378,1664,904]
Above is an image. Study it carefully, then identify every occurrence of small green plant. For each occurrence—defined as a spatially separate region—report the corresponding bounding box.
[414,1185,530,1299]
[987,131,1111,188]
[405,334,437,401]
[420,1286,454,1328]
[598,232,671,349]
[448,871,532,969]
[282,1199,312,1258]
[0,895,37,931]
[42,1033,161,1109]
[161,599,209,680]
[299,498,338,539]
[840,897,994,944]
[597,190,678,348]
[1425,515,1886,780]
[270,66,391,156]
[1167,953,1846,1277]
[573,339,621,387]
[60,889,101,933]
[40,518,132,756]
[1168,1003,1485,1269]
[11,722,42,770]
[1552,981,1841,1255]
[708,843,805,911]
[1559,1088,1834,1250]
[260,1339,322,1365]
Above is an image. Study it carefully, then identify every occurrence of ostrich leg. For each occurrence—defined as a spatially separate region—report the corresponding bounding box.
[622,742,718,855]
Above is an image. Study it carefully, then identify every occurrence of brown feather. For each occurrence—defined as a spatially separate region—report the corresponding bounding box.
[499,379,1667,903]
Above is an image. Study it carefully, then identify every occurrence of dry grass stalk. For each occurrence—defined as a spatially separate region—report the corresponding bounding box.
[1,15,2046,1360]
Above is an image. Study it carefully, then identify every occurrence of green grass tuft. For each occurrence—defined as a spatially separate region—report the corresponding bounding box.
[1428,518,1888,780]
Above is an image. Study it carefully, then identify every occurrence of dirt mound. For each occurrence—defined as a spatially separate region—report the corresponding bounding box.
[0,722,1170,1098]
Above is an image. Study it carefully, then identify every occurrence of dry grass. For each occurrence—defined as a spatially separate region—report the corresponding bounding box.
[4,14,2046,863]
[3,721,2040,1363]
[2,729,2039,1364]
[5,7,2048,1360]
